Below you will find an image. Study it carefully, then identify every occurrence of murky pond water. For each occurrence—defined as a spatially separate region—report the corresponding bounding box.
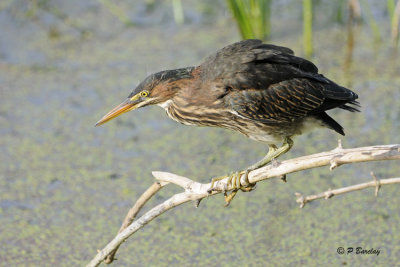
[1,1,399,266]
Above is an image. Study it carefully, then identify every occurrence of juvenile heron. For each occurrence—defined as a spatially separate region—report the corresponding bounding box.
[96,39,359,205]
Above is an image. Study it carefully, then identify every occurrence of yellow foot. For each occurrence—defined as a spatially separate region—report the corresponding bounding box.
[208,170,256,206]
[224,190,238,207]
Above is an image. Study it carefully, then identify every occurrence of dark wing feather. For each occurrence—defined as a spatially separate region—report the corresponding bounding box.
[200,39,359,125]
[227,78,326,124]
[200,39,323,89]
[227,77,359,125]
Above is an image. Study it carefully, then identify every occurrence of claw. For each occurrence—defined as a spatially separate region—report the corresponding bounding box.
[223,170,256,206]
[210,169,257,206]
[224,190,238,206]
[240,186,255,192]
[209,174,228,193]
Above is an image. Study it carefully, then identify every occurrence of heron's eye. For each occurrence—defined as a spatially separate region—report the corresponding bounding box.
[140,90,149,97]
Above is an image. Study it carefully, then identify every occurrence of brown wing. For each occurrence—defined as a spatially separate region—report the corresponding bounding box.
[227,78,326,124]
[201,39,358,125]
[199,39,326,90]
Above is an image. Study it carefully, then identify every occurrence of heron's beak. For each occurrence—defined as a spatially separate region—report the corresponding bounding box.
[95,99,138,126]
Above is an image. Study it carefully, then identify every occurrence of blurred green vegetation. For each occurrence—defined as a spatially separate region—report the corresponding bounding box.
[172,0,184,25]
[389,0,400,45]
[98,0,134,26]
[226,0,271,40]
[303,0,313,58]
[225,0,399,56]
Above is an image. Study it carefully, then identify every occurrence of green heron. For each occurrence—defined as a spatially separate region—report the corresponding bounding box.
[96,39,359,205]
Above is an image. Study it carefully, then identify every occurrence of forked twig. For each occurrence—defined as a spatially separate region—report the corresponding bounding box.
[87,143,400,267]
[295,175,400,208]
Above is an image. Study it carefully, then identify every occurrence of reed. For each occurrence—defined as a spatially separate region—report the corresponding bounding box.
[303,0,313,58]
[391,0,400,45]
[361,0,381,42]
[388,0,396,21]
[172,0,184,25]
[226,0,271,41]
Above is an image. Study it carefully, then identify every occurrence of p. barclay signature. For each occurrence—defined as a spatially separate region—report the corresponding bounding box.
[347,247,380,256]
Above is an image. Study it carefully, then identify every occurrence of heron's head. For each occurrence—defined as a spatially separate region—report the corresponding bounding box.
[95,67,194,126]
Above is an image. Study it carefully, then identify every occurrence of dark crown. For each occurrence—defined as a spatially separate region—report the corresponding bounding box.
[131,67,195,96]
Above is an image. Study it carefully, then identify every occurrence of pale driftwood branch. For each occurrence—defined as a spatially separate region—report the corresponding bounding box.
[244,144,400,187]
[104,181,169,264]
[295,174,400,208]
[87,143,400,267]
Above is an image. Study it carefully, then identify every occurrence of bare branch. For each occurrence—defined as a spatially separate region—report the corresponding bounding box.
[87,144,400,267]
[87,192,194,267]
[233,144,400,191]
[152,171,200,190]
[295,176,400,208]
[104,181,169,264]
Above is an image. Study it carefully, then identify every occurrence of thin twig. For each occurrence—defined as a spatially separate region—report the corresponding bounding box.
[295,176,400,208]
[88,192,195,267]
[370,171,381,197]
[104,181,169,264]
[87,144,400,267]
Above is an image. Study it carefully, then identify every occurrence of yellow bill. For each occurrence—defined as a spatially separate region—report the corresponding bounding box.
[95,99,137,126]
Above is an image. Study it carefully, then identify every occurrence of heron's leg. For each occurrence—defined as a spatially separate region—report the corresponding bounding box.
[210,144,277,188]
[269,137,294,162]
[209,137,294,206]
[246,144,278,171]
[226,144,278,192]
[245,137,294,172]
[230,137,294,190]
